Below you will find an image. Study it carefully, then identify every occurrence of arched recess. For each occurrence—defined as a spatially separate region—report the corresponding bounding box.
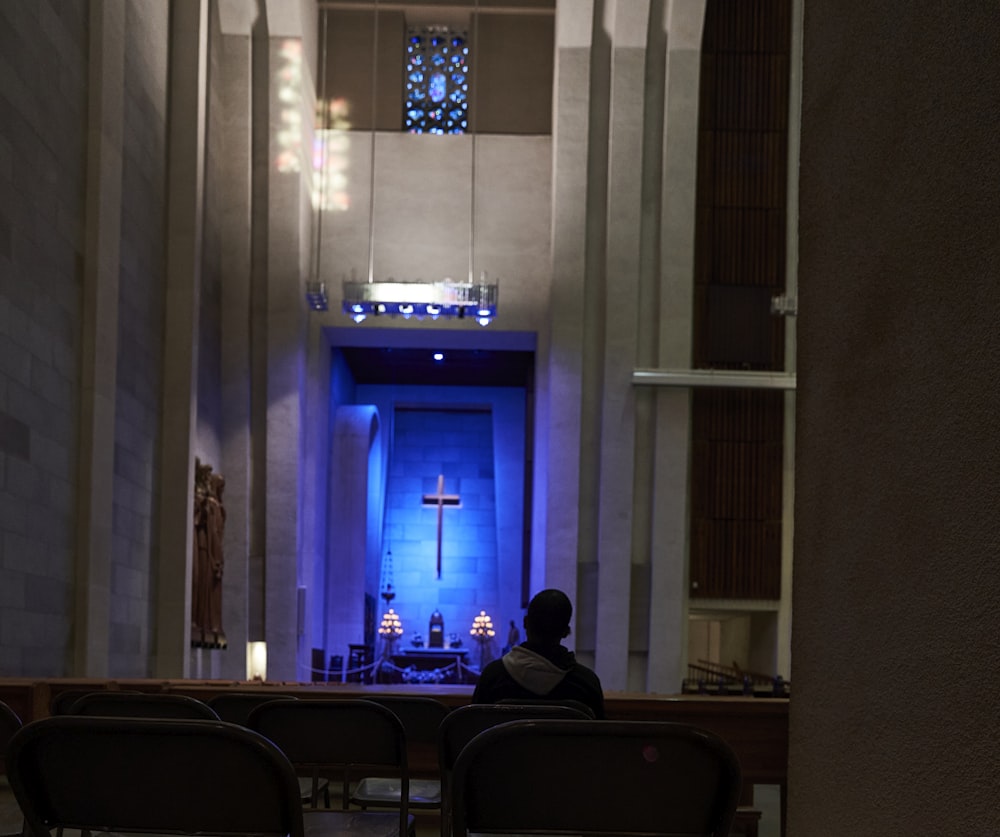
[325,405,382,664]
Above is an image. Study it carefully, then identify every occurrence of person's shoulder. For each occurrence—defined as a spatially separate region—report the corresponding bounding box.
[568,660,603,690]
[480,657,506,675]
[477,656,511,685]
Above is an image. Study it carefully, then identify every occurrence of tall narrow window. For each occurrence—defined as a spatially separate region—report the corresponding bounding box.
[404,26,470,134]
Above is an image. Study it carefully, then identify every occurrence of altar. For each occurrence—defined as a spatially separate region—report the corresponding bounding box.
[385,647,476,685]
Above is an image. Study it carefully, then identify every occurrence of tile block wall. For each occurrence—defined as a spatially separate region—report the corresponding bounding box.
[0,2,88,675]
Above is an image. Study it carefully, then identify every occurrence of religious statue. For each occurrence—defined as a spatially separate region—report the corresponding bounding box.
[505,619,521,653]
[191,458,227,649]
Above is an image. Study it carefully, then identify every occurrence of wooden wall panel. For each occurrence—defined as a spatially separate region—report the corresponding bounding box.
[689,0,791,600]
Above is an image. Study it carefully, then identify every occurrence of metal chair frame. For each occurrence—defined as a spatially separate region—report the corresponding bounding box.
[248,698,414,837]
[450,719,742,837]
[7,716,305,837]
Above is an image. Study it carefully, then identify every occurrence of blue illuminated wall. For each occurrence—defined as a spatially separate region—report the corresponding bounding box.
[385,408,496,642]
[356,382,526,665]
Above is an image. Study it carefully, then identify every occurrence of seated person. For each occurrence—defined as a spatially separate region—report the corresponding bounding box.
[472,589,605,720]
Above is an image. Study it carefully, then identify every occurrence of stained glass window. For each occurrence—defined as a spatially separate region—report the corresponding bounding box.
[404,26,470,134]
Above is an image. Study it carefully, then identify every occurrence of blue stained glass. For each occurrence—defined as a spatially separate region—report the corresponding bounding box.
[429,73,447,102]
[404,25,471,134]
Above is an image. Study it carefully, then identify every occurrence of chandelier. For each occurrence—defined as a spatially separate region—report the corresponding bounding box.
[336,0,498,326]
[342,276,497,325]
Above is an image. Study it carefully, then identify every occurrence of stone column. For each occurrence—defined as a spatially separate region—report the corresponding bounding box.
[593,0,651,692]
[154,0,209,677]
[542,0,596,618]
[645,0,706,694]
[217,0,257,679]
[261,1,312,680]
[75,0,126,676]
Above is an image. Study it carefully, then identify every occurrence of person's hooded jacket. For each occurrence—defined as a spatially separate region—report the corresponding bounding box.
[471,641,605,719]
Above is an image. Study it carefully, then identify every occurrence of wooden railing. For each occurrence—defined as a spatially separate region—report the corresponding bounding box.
[682,659,789,697]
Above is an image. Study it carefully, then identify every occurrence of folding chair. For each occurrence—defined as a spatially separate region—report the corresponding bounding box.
[6,716,305,837]
[495,697,597,718]
[207,693,325,807]
[208,692,298,726]
[249,699,414,837]
[351,697,450,812]
[49,689,142,715]
[0,700,24,837]
[437,703,592,837]
[450,719,742,837]
[68,691,219,720]
[0,700,22,766]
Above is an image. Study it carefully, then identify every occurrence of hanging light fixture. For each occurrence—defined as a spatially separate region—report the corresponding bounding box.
[341,0,498,325]
[306,8,331,312]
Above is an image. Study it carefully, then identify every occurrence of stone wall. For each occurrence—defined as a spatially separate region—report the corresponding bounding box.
[0,2,89,675]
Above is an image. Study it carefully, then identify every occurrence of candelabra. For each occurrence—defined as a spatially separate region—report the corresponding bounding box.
[378,608,404,662]
[469,610,495,670]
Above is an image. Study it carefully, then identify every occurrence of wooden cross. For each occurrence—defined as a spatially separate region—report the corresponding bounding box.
[421,474,461,578]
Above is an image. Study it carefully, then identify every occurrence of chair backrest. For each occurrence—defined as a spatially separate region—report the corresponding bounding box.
[49,689,142,715]
[68,691,219,720]
[207,692,298,726]
[0,699,22,770]
[7,716,305,837]
[248,698,409,835]
[450,719,742,837]
[495,696,597,719]
[438,703,592,773]
[362,696,450,746]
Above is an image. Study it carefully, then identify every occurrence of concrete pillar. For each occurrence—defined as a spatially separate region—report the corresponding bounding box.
[326,406,380,667]
[645,0,706,694]
[542,0,596,619]
[75,0,126,677]
[261,11,312,680]
[154,0,209,677]
[217,0,258,680]
[593,0,651,692]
